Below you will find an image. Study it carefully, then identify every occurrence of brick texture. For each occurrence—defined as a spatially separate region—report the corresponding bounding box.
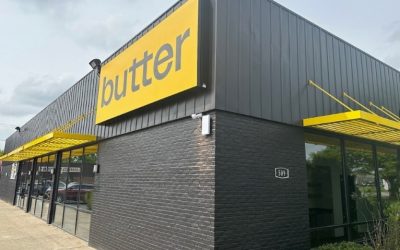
[0,164,17,205]
[89,113,216,250]
[215,111,310,250]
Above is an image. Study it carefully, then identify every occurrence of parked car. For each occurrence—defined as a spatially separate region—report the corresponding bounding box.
[44,181,66,199]
[56,183,94,203]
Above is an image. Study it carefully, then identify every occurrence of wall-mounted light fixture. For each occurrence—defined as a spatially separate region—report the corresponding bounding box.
[15,126,28,133]
[89,59,102,70]
[93,164,100,174]
[201,115,211,135]
[191,113,211,136]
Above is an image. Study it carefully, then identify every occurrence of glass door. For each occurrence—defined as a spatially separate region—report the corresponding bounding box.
[15,160,33,210]
[53,145,97,241]
[31,155,55,220]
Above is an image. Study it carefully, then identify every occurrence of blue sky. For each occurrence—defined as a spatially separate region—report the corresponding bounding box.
[0,0,399,149]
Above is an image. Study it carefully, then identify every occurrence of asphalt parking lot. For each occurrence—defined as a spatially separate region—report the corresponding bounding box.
[0,200,94,250]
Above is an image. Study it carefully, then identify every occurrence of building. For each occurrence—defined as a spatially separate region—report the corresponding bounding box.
[1,0,400,249]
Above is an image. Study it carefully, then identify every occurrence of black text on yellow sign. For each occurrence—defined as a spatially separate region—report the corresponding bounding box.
[96,0,199,124]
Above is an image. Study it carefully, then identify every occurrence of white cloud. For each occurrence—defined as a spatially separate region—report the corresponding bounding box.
[0,74,73,117]
[0,0,176,150]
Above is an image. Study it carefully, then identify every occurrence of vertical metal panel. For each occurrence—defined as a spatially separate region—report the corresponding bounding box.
[289,12,300,122]
[162,106,170,123]
[320,32,330,114]
[169,102,178,121]
[344,45,353,108]
[148,110,155,127]
[297,18,308,119]
[281,8,291,123]
[214,0,227,111]
[312,26,323,117]
[305,21,315,116]
[250,0,262,117]
[225,0,240,113]
[271,3,282,121]
[212,0,400,126]
[332,38,342,112]
[338,42,347,109]
[260,0,272,119]
[238,0,251,115]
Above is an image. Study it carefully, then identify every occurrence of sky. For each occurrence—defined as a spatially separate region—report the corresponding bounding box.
[0,0,399,150]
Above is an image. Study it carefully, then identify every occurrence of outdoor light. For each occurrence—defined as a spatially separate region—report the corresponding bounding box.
[191,113,202,119]
[202,115,211,136]
[191,113,211,135]
[93,164,100,174]
[89,59,102,70]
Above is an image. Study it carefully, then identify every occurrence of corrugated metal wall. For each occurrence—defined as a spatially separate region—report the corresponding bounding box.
[214,0,400,125]
[4,0,215,154]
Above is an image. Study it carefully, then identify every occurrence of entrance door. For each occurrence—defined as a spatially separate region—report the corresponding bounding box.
[30,155,55,220]
[15,160,33,210]
[53,145,97,241]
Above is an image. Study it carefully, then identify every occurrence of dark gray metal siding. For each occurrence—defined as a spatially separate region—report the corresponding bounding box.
[4,0,215,154]
[214,0,400,125]
[0,164,17,204]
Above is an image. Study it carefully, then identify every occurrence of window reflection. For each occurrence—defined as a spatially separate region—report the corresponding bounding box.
[32,155,54,219]
[56,152,70,204]
[305,133,400,248]
[42,155,55,220]
[80,145,97,211]
[377,147,399,218]
[16,160,33,210]
[52,145,97,241]
[305,134,346,247]
[345,141,379,223]
[66,148,83,206]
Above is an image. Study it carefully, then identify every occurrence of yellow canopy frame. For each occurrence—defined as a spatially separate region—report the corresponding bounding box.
[0,132,96,162]
[304,110,400,145]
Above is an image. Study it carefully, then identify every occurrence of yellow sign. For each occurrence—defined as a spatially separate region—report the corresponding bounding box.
[96,0,199,124]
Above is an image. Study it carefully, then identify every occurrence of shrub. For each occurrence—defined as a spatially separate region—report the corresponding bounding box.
[85,191,93,210]
[315,242,372,250]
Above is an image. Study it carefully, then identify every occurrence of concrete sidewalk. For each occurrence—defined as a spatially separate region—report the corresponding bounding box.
[0,200,94,250]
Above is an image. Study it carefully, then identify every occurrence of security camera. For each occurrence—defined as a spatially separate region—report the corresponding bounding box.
[191,113,203,119]
[15,127,21,132]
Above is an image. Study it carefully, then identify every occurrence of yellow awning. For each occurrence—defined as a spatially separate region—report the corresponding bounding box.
[303,110,400,145]
[0,132,96,162]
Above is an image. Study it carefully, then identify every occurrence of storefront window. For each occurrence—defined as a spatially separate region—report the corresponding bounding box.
[377,147,399,218]
[42,155,55,220]
[305,134,346,246]
[54,151,70,227]
[67,148,83,206]
[345,141,379,223]
[76,145,97,241]
[305,132,400,247]
[52,145,97,241]
[31,155,54,219]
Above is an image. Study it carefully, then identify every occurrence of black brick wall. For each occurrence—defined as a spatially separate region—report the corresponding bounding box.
[0,164,17,205]
[89,113,216,250]
[215,111,310,250]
